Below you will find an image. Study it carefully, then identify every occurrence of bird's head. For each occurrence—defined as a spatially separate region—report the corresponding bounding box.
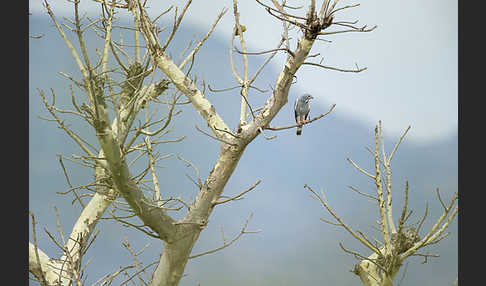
[302,94,314,103]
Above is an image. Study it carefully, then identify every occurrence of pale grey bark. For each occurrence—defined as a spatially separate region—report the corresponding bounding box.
[29,243,69,285]
[124,1,325,285]
[30,0,368,285]
[307,122,458,286]
[30,3,170,280]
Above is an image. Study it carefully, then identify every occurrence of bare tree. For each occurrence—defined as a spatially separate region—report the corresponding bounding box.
[305,121,458,286]
[29,0,375,285]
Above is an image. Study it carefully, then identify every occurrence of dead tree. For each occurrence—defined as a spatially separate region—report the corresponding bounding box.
[305,121,458,286]
[29,1,375,285]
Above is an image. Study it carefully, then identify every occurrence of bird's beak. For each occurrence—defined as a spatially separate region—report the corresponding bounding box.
[310,95,314,99]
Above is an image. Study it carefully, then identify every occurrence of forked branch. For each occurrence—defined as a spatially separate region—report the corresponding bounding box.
[305,123,458,286]
[188,213,261,259]
[304,185,382,256]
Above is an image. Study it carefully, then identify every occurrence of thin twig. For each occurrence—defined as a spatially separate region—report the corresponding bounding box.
[179,8,227,70]
[397,181,409,234]
[138,95,181,137]
[213,180,261,205]
[234,46,293,57]
[152,5,174,24]
[122,237,146,285]
[387,125,411,165]
[320,217,344,226]
[339,242,387,274]
[416,201,429,235]
[347,157,376,180]
[38,89,97,158]
[328,3,360,17]
[97,264,136,286]
[436,188,447,211]
[108,210,161,239]
[348,185,378,201]
[303,61,367,73]
[57,154,86,208]
[378,121,397,234]
[304,185,382,255]
[162,0,192,52]
[426,232,451,246]
[258,126,277,140]
[30,212,49,286]
[248,37,287,84]
[318,25,377,36]
[255,0,307,20]
[195,125,238,146]
[91,0,127,8]
[266,104,336,131]
[43,0,88,79]
[176,154,202,190]
[189,213,261,259]
[145,136,163,207]
[208,84,241,93]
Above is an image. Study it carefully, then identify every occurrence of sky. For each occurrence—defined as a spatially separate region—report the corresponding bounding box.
[29,0,458,144]
[29,1,457,285]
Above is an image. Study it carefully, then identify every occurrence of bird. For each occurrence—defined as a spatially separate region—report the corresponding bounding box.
[294,94,314,136]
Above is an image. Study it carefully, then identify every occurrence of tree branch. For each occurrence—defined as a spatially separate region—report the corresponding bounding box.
[188,213,261,259]
[318,24,377,36]
[162,0,193,52]
[265,103,336,131]
[339,242,387,274]
[372,124,391,254]
[347,157,376,180]
[29,212,50,286]
[213,180,261,205]
[303,61,367,73]
[179,8,228,70]
[400,193,458,259]
[348,185,378,201]
[304,185,382,256]
[397,181,409,234]
[127,0,232,140]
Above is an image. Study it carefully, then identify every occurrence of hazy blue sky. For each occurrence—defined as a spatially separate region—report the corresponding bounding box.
[29,1,457,285]
[30,0,457,144]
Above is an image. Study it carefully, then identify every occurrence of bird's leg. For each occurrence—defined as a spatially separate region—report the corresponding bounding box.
[304,116,311,124]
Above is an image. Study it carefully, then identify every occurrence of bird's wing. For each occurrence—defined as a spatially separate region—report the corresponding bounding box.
[294,99,299,122]
[305,102,311,120]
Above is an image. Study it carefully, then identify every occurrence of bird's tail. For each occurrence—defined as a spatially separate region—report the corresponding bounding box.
[296,125,302,135]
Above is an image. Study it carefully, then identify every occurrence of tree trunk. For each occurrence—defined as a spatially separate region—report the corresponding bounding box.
[149,141,246,286]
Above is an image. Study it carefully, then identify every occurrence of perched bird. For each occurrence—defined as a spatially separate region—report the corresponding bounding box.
[294,94,314,136]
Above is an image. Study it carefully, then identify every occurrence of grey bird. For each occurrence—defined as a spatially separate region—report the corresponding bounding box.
[294,94,314,135]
